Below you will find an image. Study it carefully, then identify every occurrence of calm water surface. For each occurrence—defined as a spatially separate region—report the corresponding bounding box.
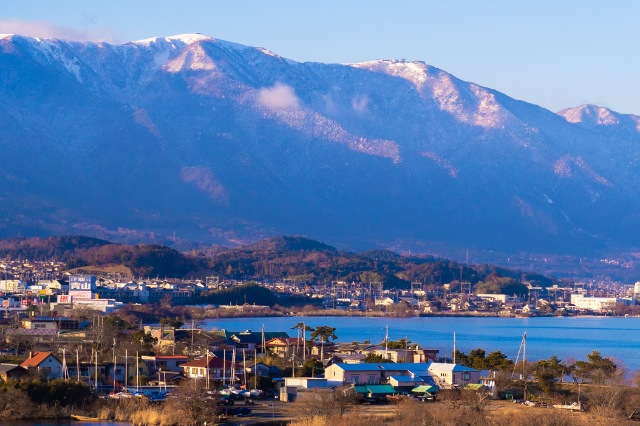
[202,316,640,370]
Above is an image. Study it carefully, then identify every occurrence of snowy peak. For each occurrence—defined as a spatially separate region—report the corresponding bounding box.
[351,59,513,129]
[131,33,211,47]
[558,104,640,133]
[351,60,432,90]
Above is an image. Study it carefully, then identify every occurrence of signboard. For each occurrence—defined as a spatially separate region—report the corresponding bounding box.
[69,275,95,300]
[69,275,96,291]
[57,294,72,304]
[2,300,8,307]
[69,290,92,300]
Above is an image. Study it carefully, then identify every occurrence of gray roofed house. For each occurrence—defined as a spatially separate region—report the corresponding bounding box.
[0,363,26,380]
[223,330,290,350]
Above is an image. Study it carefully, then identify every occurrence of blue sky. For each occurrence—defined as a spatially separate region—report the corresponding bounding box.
[2,0,639,114]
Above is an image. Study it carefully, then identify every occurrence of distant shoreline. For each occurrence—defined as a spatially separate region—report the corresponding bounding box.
[195,307,638,320]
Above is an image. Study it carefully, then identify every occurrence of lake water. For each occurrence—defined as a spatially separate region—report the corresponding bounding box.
[202,316,640,371]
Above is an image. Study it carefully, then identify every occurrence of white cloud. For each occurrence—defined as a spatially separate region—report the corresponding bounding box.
[0,19,118,42]
[257,83,300,110]
[352,94,369,115]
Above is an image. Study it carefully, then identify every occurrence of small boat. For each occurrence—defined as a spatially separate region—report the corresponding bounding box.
[553,401,582,411]
[71,414,100,422]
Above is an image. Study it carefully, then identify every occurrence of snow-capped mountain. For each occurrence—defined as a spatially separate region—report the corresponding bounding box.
[1,33,640,254]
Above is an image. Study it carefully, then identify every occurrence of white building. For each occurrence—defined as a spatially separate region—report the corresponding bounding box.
[570,294,635,312]
[0,280,26,293]
[374,297,394,306]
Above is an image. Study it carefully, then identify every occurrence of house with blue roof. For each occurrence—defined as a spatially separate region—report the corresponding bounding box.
[428,362,480,389]
[324,362,480,390]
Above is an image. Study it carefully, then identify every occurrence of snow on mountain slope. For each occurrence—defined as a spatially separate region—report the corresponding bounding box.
[558,104,640,134]
[351,60,515,129]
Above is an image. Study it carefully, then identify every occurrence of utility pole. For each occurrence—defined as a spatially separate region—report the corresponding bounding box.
[453,331,456,364]
[136,351,139,391]
[385,325,389,359]
[190,319,194,355]
[206,348,209,390]
[113,338,117,392]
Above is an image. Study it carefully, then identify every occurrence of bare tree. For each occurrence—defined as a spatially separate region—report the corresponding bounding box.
[163,380,216,425]
[294,388,355,420]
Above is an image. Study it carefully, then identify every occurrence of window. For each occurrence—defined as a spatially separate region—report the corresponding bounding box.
[351,375,360,384]
[463,373,470,380]
[368,375,376,384]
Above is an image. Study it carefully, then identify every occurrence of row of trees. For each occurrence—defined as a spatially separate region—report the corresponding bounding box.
[455,348,618,389]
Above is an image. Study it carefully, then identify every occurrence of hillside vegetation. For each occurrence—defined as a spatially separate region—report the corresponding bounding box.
[0,235,554,291]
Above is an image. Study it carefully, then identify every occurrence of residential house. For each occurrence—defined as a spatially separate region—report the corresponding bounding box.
[6,328,57,344]
[324,362,432,386]
[0,363,27,381]
[388,375,425,394]
[224,330,290,351]
[21,316,79,331]
[66,362,107,386]
[324,362,478,391]
[413,348,440,363]
[265,337,304,357]
[105,359,150,386]
[142,355,188,374]
[246,362,282,378]
[144,326,176,347]
[181,356,244,384]
[374,297,394,306]
[428,363,480,389]
[367,347,413,363]
[20,351,63,379]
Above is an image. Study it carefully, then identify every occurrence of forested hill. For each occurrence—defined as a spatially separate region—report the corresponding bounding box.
[0,235,555,293]
[203,236,555,293]
[0,236,197,278]
[0,236,111,260]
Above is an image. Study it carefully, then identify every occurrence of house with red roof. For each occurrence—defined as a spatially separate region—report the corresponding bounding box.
[20,351,63,379]
[181,356,244,383]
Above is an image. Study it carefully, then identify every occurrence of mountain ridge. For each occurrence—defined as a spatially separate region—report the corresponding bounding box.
[2,34,640,256]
